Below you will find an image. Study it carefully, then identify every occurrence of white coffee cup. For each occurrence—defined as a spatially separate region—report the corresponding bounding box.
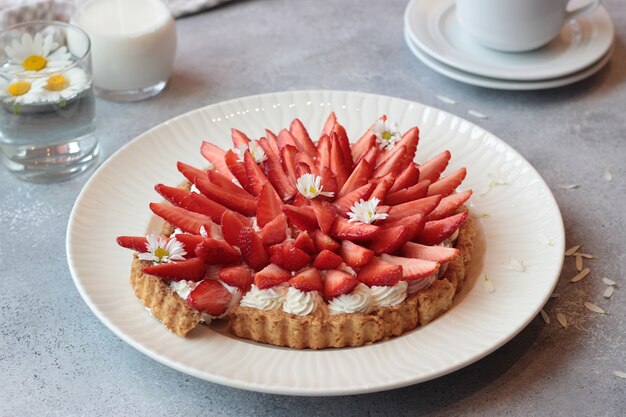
[456,0,601,52]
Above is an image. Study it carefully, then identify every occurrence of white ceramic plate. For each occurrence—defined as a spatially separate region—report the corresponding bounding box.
[404,0,614,81]
[67,91,565,396]
[404,27,613,90]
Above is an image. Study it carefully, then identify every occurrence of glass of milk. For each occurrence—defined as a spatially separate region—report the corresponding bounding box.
[70,0,176,102]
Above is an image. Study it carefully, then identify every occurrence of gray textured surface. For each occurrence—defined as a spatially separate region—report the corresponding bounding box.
[1,0,625,415]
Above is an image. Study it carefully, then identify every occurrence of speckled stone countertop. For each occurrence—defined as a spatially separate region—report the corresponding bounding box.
[1,0,625,415]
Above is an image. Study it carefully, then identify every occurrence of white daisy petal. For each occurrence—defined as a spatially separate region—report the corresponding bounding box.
[347,197,388,224]
[296,173,333,199]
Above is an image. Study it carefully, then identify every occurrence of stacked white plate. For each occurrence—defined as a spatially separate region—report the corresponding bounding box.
[403,0,614,90]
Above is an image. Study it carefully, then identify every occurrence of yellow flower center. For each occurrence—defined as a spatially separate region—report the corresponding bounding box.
[154,247,168,261]
[382,131,393,141]
[7,81,31,97]
[23,55,48,71]
[46,75,69,91]
[309,186,317,194]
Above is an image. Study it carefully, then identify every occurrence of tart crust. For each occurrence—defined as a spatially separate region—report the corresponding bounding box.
[129,207,475,346]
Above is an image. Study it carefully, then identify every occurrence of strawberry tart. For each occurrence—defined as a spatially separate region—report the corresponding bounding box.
[117,113,475,349]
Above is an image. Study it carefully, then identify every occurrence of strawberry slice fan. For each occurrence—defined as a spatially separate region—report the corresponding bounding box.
[117,112,475,349]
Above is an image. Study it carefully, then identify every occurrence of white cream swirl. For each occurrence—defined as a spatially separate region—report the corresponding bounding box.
[328,283,373,315]
[407,275,437,295]
[282,287,323,316]
[239,283,288,311]
[371,281,408,308]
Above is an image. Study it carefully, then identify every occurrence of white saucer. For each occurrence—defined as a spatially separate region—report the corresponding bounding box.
[404,28,613,90]
[404,0,614,81]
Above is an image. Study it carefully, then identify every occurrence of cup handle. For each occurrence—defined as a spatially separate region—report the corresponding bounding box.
[566,0,601,20]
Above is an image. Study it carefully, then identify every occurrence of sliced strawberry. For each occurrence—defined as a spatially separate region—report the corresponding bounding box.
[173,233,204,255]
[333,183,374,216]
[270,240,311,271]
[356,257,402,287]
[292,193,309,207]
[427,167,467,198]
[238,227,270,271]
[377,205,390,214]
[369,174,395,201]
[295,151,320,176]
[351,131,375,163]
[369,225,410,255]
[388,163,420,193]
[294,230,316,255]
[187,279,232,315]
[312,230,340,252]
[260,213,288,246]
[402,242,460,263]
[290,118,318,156]
[200,142,235,181]
[322,112,337,137]
[243,150,269,196]
[384,179,430,206]
[259,138,297,201]
[224,149,251,192]
[427,190,473,221]
[208,169,254,200]
[195,238,241,265]
[330,217,381,242]
[257,182,283,228]
[231,128,251,148]
[380,254,439,281]
[361,146,379,166]
[254,264,291,289]
[264,129,280,156]
[289,267,323,292]
[277,129,298,150]
[417,211,469,245]
[177,161,209,184]
[332,123,354,168]
[386,195,442,223]
[310,199,337,234]
[220,210,247,246]
[219,264,254,291]
[195,176,256,216]
[317,134,331,169]
[338,158,371,198]
[142,257,206,281]
[188,193,229,223]
[372,145,407,178]
[339,240,374,267]
[116,236,148,252]
[312,250,343,270]
[385,213,425,241]
[280,145,298,185]
[323,269,359,299]
[319,166,338,198]
[149,203,213,235]
[330,133,349,189]
[284,204,318,232]
[418,150,451,183]
[295,161,311,178]
[155,184,202,213]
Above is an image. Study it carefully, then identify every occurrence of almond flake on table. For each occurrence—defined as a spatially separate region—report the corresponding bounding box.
[570,268,590,283]
[584,302,607,314]
[604,167,613,181]
[613,371,626,379]
[558,184,580,190]
[483,274,495,293]
[556,312,568,329]
[603,286,614,298]
[467,109,488,119]
[540,309,550,324]
[435,94,457,105]
[602,277,617,286]
[574,253,597,259]
[503,258,526,272]
[575,255,584,272]
[565,244,582,256]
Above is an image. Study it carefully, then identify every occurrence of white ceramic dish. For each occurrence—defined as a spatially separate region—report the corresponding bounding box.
[404,28,613,90]
[404,0,614,81]
[67,90,565,396]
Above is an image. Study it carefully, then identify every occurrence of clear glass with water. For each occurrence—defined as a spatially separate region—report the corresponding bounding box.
[0,21,98,182]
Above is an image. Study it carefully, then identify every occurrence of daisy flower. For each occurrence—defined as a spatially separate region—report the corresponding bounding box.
[347,198,388,224]
[39,68,90,103]
[296,173,334,199]
[372,118,401,151]
[138,234,187,264]
[4,32,72,74]
[233,140,267,164]
[0,76,45,105]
